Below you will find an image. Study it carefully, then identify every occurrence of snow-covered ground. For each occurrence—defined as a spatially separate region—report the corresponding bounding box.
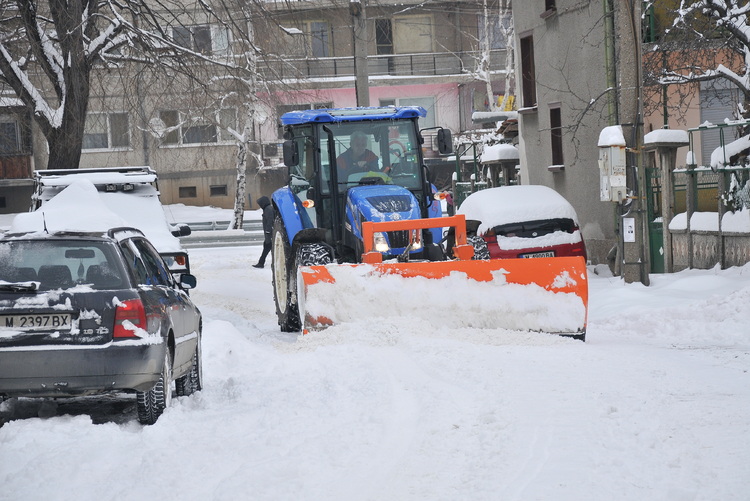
[1,205,749,500]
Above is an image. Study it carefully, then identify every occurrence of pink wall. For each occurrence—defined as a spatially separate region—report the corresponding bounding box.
[260,82,461,144]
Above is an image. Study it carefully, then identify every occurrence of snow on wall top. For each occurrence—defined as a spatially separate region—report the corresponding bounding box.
[644,128,689,145]
[480,143,519,163]
[710,134,750,168]
[457,185,579,234]
[598,125,626,147]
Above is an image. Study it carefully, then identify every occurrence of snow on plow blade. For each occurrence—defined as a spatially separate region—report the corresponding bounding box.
[298,216,588,336]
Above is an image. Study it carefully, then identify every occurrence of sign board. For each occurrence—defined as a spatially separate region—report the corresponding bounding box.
[623,217,636,243]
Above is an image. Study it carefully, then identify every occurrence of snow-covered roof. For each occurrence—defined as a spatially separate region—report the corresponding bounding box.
[598,126,626,147]
[457,185,579,235]
[480,143,519,163]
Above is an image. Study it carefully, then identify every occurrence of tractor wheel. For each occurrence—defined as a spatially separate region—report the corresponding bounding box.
[468,235,490,260]
[297,243,334,267]
[271,216,302,332]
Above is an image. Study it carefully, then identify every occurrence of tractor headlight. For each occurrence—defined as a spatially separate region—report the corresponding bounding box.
[373,232,390,253]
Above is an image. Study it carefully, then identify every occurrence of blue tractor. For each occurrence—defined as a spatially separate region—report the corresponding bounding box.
[270,106,453,331]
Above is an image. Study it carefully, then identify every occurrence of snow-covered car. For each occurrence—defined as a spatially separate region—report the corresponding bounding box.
[457,185,587,260]
[0,226,202,425]
[31,166,193,276]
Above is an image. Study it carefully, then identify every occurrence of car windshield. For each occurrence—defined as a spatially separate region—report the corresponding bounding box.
[0,239,126,291]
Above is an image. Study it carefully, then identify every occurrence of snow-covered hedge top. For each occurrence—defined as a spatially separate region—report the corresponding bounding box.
[710,134,750,168]
[644,129,689,145]
[457,185,579,234]
[598,125,626,147]
[480,143,519,163]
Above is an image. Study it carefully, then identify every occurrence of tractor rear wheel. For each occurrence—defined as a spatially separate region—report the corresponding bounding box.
[271,216,302,332]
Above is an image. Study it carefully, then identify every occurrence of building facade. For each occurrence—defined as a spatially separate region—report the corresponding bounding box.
[0,0,511,213]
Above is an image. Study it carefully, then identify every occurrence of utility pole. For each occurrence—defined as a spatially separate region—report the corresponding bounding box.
[351,0,370,107]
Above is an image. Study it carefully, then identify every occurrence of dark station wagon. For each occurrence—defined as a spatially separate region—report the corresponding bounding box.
[0,227,202,425]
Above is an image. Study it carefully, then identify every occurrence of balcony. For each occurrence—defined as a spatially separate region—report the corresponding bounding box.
[258,49,508,82]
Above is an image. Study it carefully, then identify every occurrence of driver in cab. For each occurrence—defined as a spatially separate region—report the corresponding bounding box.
[337,131,392,181]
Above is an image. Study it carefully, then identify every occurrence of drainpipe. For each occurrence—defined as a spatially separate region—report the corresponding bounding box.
[603,0,618,125]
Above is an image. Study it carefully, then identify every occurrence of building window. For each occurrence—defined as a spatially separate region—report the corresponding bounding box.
[173,25,229,56]
[520,35,536,108]
[158,109,235,146]
[550,105,563,166]
[393,15,433,54]
[308,21,330,57]
[376,19,393,55]
[0,116,20,154]
[83,113,130,150]
[210,185,228,196]
[179,186,197,198]
[478,14,511,50]
[0,197,5,208]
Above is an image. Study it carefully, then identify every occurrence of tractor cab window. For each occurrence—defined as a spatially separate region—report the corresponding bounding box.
[322,121,421,195]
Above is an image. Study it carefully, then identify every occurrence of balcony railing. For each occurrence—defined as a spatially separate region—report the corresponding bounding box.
[258,49,507,81]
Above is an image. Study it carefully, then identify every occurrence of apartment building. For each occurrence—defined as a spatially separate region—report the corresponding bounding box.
[0,0,510,213]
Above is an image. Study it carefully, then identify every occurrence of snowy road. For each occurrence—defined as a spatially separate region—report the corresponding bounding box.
[1,245,749,500]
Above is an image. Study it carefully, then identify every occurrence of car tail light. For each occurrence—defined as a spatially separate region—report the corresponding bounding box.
[113,299,147,338]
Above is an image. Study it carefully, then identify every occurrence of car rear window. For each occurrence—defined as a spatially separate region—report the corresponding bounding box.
[491,218,578,238]
[0,240,126,291]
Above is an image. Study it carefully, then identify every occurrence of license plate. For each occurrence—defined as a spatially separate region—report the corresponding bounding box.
[520,251,555,258]
[0,313,72,331]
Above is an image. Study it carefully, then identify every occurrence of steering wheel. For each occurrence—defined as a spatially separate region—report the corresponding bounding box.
[388,140,407,175]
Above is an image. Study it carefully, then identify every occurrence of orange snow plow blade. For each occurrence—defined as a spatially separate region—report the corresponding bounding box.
[299,216,588,337]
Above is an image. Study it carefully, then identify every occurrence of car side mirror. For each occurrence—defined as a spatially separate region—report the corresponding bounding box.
[436,128,453,155]
[170,223,192,237]
[178,273,197,290]
[283,140,299,167]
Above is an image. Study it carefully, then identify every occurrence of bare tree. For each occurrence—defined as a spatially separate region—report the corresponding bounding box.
[0,0,235,170]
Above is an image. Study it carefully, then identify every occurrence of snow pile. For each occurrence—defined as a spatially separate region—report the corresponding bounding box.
[710,134,750,168]
[10,179,127,234]
[597,125,626,147]
[457,185,579,234]
[480,143,518,163]
[302,265,586,333]
[643,128,689,145]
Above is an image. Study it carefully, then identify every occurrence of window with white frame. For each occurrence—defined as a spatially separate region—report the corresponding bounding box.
[83,112,130,150]
[172,25,229,56]
[159,109,236,146]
